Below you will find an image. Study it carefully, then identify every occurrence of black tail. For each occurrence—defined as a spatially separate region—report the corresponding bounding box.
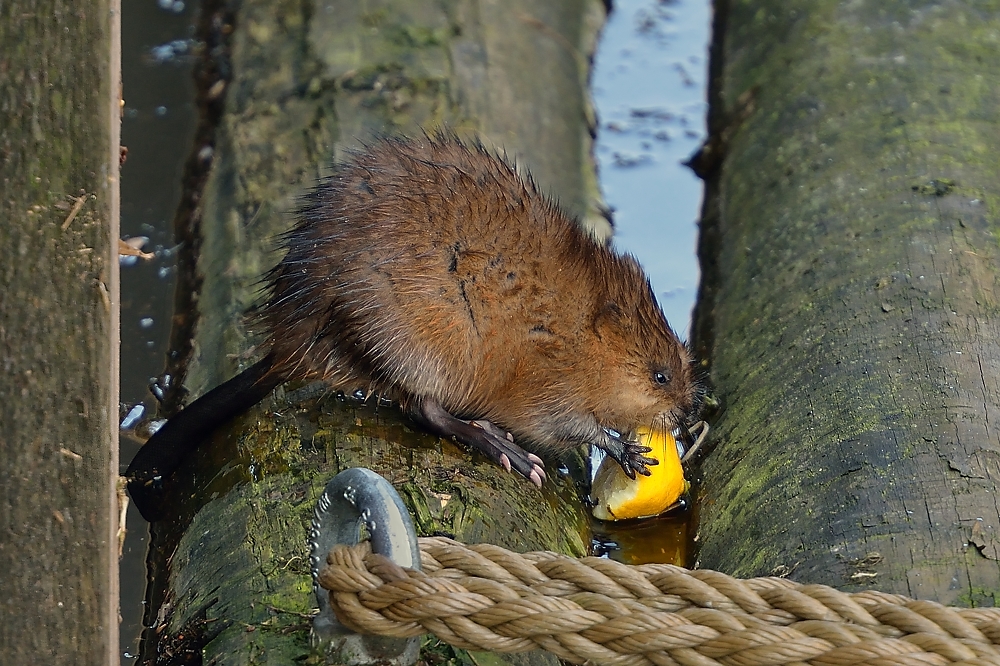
[126,355,283,521]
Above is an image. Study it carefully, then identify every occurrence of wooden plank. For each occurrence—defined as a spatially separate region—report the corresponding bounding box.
[0,0,121,663]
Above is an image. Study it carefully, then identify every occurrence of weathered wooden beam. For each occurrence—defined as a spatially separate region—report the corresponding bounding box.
[0,0,121,662]
[694,0,1000,604]
[140,0,608,663]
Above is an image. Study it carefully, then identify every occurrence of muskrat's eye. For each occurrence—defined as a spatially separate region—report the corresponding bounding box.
[653,371,669,386]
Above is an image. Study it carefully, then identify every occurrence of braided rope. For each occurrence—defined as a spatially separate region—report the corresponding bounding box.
[316,537,1000,666]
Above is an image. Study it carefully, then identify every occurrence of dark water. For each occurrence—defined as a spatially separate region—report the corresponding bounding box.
[119,0,197,660]
[116,0,710,660]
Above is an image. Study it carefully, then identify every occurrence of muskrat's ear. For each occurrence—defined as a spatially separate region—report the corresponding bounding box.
[593,301,624,340]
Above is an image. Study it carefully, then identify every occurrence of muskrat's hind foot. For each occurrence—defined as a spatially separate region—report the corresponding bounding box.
[600,428,658,479]
[410,399,546,487]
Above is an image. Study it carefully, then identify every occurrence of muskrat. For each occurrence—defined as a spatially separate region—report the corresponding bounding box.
[127,134,696,520]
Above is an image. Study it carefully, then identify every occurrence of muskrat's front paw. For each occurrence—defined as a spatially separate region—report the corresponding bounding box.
[601,428,659,479]
[621,442,658,478]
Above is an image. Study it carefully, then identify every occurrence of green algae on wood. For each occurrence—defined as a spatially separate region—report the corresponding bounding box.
[162,396,585,665]
[693,0,1000,603]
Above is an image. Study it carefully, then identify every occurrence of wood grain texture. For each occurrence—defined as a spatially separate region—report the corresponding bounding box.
[0,0,120,662]
[694,0,1000,604]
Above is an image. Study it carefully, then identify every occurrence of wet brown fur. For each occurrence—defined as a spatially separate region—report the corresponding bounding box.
[259,135,696,459]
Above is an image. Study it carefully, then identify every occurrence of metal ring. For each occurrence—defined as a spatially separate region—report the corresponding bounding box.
[309,468,421,664]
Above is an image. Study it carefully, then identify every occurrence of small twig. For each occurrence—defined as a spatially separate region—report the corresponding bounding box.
[118,238,155,260]
[96,279,112,312]
[117,476,129,559]
[61,194,88,231]
[59,447,83,461]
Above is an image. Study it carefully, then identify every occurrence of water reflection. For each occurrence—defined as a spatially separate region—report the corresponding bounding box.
[593,0,710,337]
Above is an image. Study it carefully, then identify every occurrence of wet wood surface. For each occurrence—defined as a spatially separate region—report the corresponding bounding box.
[0,0,121,663]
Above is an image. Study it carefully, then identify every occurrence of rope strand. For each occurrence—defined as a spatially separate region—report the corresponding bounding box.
[316,537,1000,666]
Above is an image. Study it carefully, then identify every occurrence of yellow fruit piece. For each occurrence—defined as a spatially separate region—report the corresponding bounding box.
[591,426,689,521]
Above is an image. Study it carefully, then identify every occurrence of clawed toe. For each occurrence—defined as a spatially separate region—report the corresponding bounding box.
[491,437,546,488]
[628,447,658,475]
[601,428,660,478]
[529,467,544,488]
